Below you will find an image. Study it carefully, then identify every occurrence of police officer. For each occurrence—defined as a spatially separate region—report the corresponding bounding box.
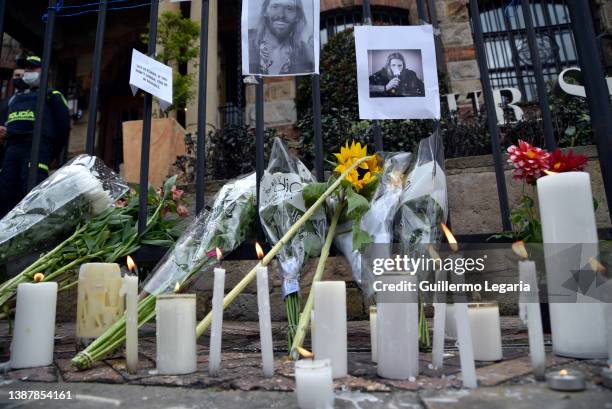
[0,67,25,170]
[0,55,70,217]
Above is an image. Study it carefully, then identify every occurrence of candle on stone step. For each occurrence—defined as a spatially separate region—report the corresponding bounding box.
[430,246,446,370]
[255,243,274,377]
[377,273,419,379]
[124,256,139,374]
[514,242,546,380]
[313,281,347,378]
[441,223,477,388]
[294,359,334,409]
[537,171,607,358]
[155,292,197,375]
[76,263,124,341]
[209,248,225,376]
[369,306,377,363]
[10,276,57,369]
[468,302,502,361]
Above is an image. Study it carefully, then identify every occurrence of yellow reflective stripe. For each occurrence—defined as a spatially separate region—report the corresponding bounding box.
[52,90,69,108]
[38,163,49,172]
[6,117,35,124]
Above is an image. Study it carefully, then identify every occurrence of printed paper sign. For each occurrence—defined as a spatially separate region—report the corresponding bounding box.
[129,49,173,111]
[355,25,440,120]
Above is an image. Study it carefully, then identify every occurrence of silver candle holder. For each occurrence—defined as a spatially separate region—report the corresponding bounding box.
[546,369,586,392]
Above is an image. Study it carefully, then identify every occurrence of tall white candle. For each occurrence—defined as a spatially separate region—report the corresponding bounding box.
[468,302,502,361]
[369,306,377,363]
[432,269,447,369]
[209,267,226,376]
[257,265,274,377]
[156,294,197,375]
[294,359,334,409]
[537,171,607,358]
[124,274,139,374]
[452,264,477,388]
[10,282,58,369]
[445,304,457,340]
[519,260,546,379]
[76,263,124,340]
[313,281,347,378]
[377,274,419,379]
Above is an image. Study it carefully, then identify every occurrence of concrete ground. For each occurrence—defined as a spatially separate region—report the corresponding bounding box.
[0,319,611,408]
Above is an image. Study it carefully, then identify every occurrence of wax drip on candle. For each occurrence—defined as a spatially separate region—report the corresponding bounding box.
[126,255,139,276]
[33,272,45,283]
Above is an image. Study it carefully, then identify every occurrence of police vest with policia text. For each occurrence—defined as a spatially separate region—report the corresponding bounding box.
[5,88,69,143]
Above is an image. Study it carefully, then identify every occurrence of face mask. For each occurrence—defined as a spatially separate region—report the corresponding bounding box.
[13,77,29,91]
[23,72,40,88]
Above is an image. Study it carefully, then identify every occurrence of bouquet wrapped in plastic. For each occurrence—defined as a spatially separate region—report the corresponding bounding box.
[0,155,128,264]
[259,138,327,346]
[394,130,448,251]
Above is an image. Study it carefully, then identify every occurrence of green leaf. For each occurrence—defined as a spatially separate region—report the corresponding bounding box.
[163,175,178,200]
[345,188,369,220]
[352,222,372,252]
[302,182,328,207]
[141,239,174,247]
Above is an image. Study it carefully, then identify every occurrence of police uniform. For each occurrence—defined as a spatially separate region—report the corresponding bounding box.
[0,56,70,217]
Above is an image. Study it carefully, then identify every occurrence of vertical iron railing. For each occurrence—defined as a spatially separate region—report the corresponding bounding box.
[566,2,612,223]
[469,0,512,231]
[0,0,6,63]
[362,0,384,151]
[196,0,210,214]
[27,0,57,190]
[312,74,324,181]
[137,0,159,234]
[85,0,107,155]
[255,77,265,241]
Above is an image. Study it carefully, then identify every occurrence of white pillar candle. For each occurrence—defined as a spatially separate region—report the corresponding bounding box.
[519,260,546,379]
[10,282,58,369]
[607,303,612,365]
[369,306,377,363]
[76,263,124,340]
[155,294,197,375]
[124,274,139,374]
[445,304,457,340]
[432,269,447,369]
[537,171,607,358]
[311,310,316,355]
[313,281,347,378]
[256,265,274,377]
[377,274,418,379]
[468,302,502,361]
[452,266,477,388]
[209,267,226,376]
[294,359,334,409]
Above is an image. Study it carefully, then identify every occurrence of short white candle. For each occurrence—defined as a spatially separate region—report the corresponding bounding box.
[209,267,226,376]
[377,274,419,379]
[294,359,334,409]
[257,265,274,377]
[10,282,58,369]
[155,294,197,375]
[369,306,377,363]
[124,274,139,374]
[313,281,347,378]
[432,269,447,369]
[468,302,502,361]
[519,260,546,379]
[537,171,607,358]
[76,263,124,340]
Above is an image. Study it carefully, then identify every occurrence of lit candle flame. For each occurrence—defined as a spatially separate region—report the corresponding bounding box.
[174,282,180,293]
[440,223,459,252]
[296,346,314,358]
[255,242,265,260]
[588,257,606,273]
[512,241,529,259]
[559,369,568,376]
[127,255,136,272]
[33,272,45,283]
[543,170,558,176]
[216,247,223,262]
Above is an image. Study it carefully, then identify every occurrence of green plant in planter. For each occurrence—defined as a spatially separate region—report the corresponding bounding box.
[142,11,200,112]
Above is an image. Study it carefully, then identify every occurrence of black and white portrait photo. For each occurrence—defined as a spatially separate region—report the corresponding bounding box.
[368,50,425,98]
[355,26,440,119]
[241,0,320,76]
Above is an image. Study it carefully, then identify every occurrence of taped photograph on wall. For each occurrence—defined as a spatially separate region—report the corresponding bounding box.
[355,25,440,119]
[241,0,320,76]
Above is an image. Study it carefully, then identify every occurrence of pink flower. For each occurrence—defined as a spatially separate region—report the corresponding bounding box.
[507,140,551,184]
[155,187,163,197]
[171,185,184,202]
[115,199,126,208]
[176,204,189,217]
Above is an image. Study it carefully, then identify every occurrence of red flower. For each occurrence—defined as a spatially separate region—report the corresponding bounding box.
[548,149,588,173]
[171,185,184,202]
[507,140,551,184]
[176,204,189,217]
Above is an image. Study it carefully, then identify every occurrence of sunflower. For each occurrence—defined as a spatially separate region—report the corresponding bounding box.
[334,141,381,191]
